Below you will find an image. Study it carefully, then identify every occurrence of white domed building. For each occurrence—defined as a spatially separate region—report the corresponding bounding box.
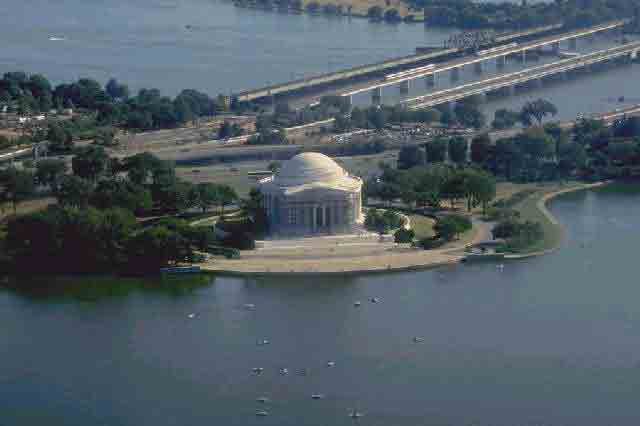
[258,153,364,236]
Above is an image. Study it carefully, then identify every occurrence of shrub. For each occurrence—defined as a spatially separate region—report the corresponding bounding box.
[394,228,415,244]
[433,214,472,241]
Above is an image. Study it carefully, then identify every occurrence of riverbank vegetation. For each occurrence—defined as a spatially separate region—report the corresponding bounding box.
[415,0,640,30]
[234,0,640,31]
[0,150,249,275]
[0,71,229,154]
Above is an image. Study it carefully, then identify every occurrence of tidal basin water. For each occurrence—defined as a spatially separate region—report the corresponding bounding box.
[2,184,640,426]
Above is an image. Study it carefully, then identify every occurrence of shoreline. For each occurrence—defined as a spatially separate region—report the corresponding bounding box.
[504,181,610,259]
[202,181,609,276]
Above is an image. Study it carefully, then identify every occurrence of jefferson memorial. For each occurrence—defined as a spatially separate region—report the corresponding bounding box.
[258,152,363,236]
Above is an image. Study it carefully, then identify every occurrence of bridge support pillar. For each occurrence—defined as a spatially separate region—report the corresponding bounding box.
[372,87,382,105]
[552,41,560,54]
[399,80,410,95]
[344,95,353,108]
[474,61,484,74]
[425,73,435,88]
[496,55,506,69]
[521,49,527,63]
[451,67,460,82]
[569,37,577,51]
[631,49,639,61]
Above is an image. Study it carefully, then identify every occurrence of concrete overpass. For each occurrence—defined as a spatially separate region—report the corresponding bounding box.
[234,21,628,104]
[401,41,640,110]
[340,20,629,103]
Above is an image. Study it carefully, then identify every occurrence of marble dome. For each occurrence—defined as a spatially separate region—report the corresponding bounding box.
[274,152,346,186]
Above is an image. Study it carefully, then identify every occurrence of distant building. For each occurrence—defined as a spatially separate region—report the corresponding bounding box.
[258,152,363,236]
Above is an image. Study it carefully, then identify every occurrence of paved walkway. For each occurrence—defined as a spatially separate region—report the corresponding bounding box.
[200,219,492,274]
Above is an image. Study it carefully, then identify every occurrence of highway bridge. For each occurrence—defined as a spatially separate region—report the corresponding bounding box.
[234,20,628,104]
[402,41,640,110]
[341,20,629,102]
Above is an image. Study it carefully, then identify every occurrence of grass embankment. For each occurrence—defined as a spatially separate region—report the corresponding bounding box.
[505,182,605,254]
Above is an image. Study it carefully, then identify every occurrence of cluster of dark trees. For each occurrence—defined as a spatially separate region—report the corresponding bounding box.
[366,163,496,212]
[397,136,469,169]
[364,208,406,234]
[0,151,239,274]
[0,71,223,131]
[492,214,544,252]
[492,99,558,129]
[470,115,640,182]
[414,0,639,30]
[335,104,443,132]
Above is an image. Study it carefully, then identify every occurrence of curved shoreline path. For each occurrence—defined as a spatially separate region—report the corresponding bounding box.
[505,180,610,259]
[200,181,609,275]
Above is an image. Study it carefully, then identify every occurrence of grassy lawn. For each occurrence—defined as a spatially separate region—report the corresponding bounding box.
[1,197,56,222]
[408,214,435,240]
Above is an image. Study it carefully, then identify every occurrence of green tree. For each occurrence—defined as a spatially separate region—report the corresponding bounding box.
[35,158,67,191]
[55,175,92,208]
[105,78,129,100]
[0,167,35,213]
[426,138,448,163]
[434,214,472,241]
[448,137,468,164]
[72,145,109,182]
[397,145,426,169]
[47,123,73,153]
[520,99,558,126]
[194,182,220,213]
[394,227,415,244]
[470,133,491,164]
[218,185,238,217]
[454,101,486,129]
[492,108,520,129]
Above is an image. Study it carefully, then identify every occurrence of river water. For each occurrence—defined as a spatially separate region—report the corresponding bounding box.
[2,0,639,122]
[2,183,640,425]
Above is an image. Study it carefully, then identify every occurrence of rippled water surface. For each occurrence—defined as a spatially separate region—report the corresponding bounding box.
[3,184,640,425]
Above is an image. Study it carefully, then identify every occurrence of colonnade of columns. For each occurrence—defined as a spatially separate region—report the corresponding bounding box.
[264,194,361,236]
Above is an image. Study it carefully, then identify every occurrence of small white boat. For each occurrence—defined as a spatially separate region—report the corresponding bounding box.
[311,394,325,399]
[370,297,380,303]
[279,368,289,375]
[243,303,256,310]
[48,36,66,41]
[297,368,309,376]
[354,301,361,307]
[252,367,264,374]
[256,410,269,416]
[413,337,424,343]
[187,313,196,319]
[327,361,336,367]
[256,397,270,403]
[257,339,270,346]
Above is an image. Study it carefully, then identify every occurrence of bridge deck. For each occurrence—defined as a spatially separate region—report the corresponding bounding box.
[403,41,640,109]
[342,20,628,97]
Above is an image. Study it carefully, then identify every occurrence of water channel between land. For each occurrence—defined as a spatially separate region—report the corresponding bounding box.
[2,183,640,426]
